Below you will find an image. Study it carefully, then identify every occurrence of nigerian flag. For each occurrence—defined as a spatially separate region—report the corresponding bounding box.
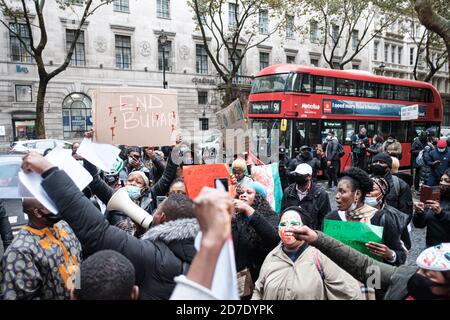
[251,163,283,215]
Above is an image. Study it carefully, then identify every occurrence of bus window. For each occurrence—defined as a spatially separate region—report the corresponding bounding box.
[322,121,344,144]
[410,87,433,103]
[390,122,408,142]
[364,82,378,98]
[355,81,364,97]
[378,121,391,139]
[293,121,307,150]
[251,74,289,94]
[307,120,321,145]
[379,84,394,100]
[313,76,334,95]
[293,73,311,93]
[345,122,355,145]
[394,85,409,101]
[336,78,357,96]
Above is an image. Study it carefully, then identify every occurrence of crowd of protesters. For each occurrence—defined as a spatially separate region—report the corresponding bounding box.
[0,127,449,301]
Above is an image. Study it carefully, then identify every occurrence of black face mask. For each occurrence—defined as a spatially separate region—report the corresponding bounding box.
[407,272,446,300]
[294,175,309,187]
[440,185,450,198]
[371,164,388,176]
[43,211,63,225]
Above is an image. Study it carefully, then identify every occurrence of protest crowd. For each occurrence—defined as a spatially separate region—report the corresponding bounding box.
[1,125,450,302]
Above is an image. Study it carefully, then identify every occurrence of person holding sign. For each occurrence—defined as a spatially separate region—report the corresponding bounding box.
[291,227,450,300]
[413,169,450,248]
[323,167,379,300]
[231,182,279,298]
[365,176,409,267]
[252,208,361,300]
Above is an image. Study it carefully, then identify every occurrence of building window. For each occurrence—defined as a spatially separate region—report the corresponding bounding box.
[259,9,269,34]
[310,21,319,43]
[198,91,208,105]
[286,15,294,39]
[310,58,319,67]
[374,41,379,60]
[398,46,403,65]
[409,48,415,65]
[9,23,32,63]
[158,40,172,71]
[157,0,170,19]
[66,29,85,66]
[259,52,269,70]
[113,0,129,12]
[62,93,92,139]
[391,45,396,64]
[352,64,359,70]
[351,30,359,50]
[199,118,209,131]
[196,44,208,74]
[115,35,131,69]
[331,25,340,46]
[229,3,239,27]
[384,43,389,62]
[15,85,32,102]
[286,55,296,64]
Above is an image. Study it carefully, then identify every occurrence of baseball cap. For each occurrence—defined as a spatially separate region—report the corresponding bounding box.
[293,163,313,176]
[416,243,450,271]
[300,145,312,152]
[437,139,447,148]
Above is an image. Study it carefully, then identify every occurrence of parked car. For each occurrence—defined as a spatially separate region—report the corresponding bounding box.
[10,139,72,155]
[0,154,27,230]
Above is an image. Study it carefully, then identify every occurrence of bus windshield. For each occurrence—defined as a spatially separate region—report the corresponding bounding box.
[251,74,289,94]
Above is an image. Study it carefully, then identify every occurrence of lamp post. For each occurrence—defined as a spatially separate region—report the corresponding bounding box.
[158,30,168,89]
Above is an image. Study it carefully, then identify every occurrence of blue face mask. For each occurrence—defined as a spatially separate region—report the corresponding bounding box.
[364,196,380,207]
[126,186,142,200]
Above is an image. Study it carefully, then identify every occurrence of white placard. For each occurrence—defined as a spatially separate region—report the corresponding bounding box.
[18,148,93,213]
[401,104,419,121]
[76,138,120,172]
[0,126,5,136]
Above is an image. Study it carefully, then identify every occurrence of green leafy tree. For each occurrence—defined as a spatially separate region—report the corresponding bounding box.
[0,0,112,138]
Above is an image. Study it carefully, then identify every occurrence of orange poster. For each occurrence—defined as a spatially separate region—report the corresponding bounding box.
[183,164,235,199]
[93,87,178,147]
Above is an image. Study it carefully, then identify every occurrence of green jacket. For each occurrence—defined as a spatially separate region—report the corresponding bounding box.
[312,232,418,300]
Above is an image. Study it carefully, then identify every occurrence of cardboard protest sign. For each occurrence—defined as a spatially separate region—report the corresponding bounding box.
[183,164,234,199]
[93,87,178,147]
[251,163,283,214]
[323,219,384,260]
[216,99,247,130]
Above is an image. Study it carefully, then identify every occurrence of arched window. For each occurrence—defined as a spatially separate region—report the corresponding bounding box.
[62,93,92,139]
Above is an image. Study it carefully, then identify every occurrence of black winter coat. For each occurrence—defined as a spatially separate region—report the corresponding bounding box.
[280,183,331,230]
[232,211,280,282]
[41,168,198,300]
[413,198,450,248]
[84,156,177,214]
[420,145,434,182]
[324,208,407,266]
[384,173,413,218]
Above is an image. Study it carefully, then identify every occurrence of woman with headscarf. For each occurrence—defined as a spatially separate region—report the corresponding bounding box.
[252,207,362,300]
[365,176,409,267]
[231,181,279,297]
[323,167,378,299]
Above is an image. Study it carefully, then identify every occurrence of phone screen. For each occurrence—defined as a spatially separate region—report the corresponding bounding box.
[214,178,229,192]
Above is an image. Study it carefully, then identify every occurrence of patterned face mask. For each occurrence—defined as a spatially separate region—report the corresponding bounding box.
[279,211,303,245]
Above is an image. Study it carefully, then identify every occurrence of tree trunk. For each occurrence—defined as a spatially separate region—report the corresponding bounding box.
[223,78,233,107]
[35,80,48,139]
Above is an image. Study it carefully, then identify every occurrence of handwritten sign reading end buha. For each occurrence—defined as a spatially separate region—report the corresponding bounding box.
[93,87,179,147]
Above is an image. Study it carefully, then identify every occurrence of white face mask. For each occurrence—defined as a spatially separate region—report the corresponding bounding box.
[438,148,446,152]
[364,196,380,207]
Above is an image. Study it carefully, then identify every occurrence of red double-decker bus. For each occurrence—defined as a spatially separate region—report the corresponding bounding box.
[248,64,443,170]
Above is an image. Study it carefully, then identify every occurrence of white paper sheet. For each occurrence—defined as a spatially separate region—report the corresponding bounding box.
[18,148,93,214]
[194,232,239,300]
[76,138,120,172]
